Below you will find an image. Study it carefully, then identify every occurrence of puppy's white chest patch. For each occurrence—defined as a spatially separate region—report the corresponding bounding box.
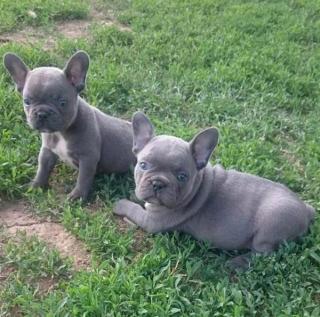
[51,133,77,168]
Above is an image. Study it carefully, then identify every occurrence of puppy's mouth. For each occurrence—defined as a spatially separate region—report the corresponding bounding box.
[136,189,177,209]
[136,191,163,206]
[144,196,162,205]
[35,125,55,133]
[33,124,58,133]
[29,118,63,133]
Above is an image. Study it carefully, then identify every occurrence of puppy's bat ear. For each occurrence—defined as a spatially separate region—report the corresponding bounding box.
[3,53,29,93]
[132,112,155,155]
[189,127,219,170]
[64,50,89,92]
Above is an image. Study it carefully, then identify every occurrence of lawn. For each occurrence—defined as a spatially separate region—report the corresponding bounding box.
[0,0,89,33]
[0,0,319,316]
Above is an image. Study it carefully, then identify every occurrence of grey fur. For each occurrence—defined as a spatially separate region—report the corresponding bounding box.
[4,51,135,200]
[114,112,315,269]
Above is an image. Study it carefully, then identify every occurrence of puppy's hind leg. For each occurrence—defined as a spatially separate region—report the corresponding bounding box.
[226,252,253,272]
[226,241,276,272]
[226,228,278,272]
[252,199,311,254]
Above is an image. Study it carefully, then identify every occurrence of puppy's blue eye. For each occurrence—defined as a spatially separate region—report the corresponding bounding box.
[177,172,188,182]
[139,161,150,171]
[59,98,67,107]
[23,98,31,106]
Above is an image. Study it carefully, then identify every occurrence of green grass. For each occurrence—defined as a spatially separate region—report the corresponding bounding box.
[0,0,89,33]
[0,231,73,315]
[0,0,319,316]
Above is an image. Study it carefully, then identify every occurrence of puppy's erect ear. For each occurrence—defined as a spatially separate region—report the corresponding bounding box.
[132,112,155,155]
[189,128,219,170]
[64,51,89,92]
[3,53,29,93]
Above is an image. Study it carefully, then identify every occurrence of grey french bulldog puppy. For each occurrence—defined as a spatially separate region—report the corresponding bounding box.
[3,51,135,200]
[114,112,315,270]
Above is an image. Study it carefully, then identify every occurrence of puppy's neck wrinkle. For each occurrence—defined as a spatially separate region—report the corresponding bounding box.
[146,164,214,231]
[181,164,213,211]
[175,169,205,210]
[64,97,82,131]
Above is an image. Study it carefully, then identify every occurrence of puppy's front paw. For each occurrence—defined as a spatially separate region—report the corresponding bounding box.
[67,188,88,201]
[113,199,132,217]
[30,179,48,189]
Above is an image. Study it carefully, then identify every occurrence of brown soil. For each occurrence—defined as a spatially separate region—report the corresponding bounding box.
[0,264,15,283]
[0,8,131,50]
[36,276,59,296]
[280,148,304,173]
[114,215,150,253]
[0,201,91,270]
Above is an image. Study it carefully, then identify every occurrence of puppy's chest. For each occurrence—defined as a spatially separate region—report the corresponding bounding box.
[45,133,78,168]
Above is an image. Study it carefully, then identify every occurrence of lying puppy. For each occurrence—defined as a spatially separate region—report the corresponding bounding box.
[4,51,135,200]
[114,112,315,269]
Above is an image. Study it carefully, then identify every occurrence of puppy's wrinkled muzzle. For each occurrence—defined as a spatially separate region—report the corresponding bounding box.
[135,175,177,208]
[28,106,64,132]
[152,179,166,193]
[36,109,52,120]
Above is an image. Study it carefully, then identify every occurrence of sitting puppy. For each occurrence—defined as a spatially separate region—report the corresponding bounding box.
[4,51,135,200]
[114,112,315,269]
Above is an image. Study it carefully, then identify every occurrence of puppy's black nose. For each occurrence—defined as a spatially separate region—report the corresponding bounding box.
[152,180,165,192]
[37,111,48,120]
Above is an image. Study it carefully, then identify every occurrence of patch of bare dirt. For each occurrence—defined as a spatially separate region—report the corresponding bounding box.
[35,276,59,296]
[313,293,320,303]
[0,8,132,50]
[91,8,132,33]
[0,264,15,283]
[8,306,23,317]
[131,228,150,253]
[280,148,304,173]
[0,201,91,270]
[85,198,107,214]
[0,237,14,285]
[114,216,151,253]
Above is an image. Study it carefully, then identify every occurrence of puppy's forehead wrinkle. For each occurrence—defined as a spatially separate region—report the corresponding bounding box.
[142,136,191,167]
[25,67,70,98]
[153,135,188,146]
[29,67,64,80]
